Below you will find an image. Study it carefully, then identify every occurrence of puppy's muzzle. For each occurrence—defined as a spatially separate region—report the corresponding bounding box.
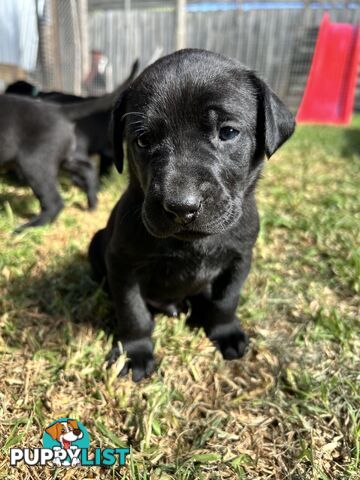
[162,194,201,226]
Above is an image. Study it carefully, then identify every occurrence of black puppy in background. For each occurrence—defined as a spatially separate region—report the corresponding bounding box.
[5,60,139,178]
[0,64,138,231]
[0,93,117,230]
[89,49,295,381]
[0,95,77,229]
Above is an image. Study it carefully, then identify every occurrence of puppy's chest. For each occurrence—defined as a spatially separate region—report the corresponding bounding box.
[137,248,226,300]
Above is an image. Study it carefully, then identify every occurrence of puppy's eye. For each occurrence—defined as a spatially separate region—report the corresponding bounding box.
[219,126,239,141]
[136,135,150,149]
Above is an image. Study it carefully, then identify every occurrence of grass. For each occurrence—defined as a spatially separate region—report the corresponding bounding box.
[0,117,359,479]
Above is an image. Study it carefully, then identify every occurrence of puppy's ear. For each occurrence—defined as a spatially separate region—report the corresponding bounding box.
[45,422,61,440]
[255,77,295,158]
[67,419,78,430]
[111,91,128,173]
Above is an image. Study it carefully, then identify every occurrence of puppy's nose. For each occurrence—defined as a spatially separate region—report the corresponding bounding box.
[163,195,201,225]
[73,429,81,436]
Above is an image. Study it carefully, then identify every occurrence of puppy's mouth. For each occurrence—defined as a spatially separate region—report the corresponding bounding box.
[142,200,241,240]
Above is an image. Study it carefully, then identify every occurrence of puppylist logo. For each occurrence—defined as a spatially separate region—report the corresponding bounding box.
[10,418,129,467]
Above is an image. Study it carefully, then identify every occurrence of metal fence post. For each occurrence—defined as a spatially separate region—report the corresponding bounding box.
[78,0,89,88]
[175,0,187,50]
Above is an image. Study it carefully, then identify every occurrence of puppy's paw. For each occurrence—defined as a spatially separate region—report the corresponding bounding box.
[208,322,249,360]
[107,338,155,382]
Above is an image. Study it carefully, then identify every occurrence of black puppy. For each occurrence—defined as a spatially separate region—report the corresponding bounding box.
[0,91,123,230]
[5,60,139,178]
[89,49,295,381]
[0,95,77,229]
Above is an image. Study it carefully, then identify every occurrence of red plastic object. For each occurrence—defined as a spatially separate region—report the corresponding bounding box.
[296,13,360,125]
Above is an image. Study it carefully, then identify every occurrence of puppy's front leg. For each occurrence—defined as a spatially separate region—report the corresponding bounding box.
[106,269,155,382]
[188,253,252,360]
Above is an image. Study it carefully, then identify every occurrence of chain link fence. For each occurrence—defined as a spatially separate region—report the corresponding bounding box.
[0,0,359,111]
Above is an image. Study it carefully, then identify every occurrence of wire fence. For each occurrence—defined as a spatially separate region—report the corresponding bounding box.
[88,0,360,111]
[0,0,359,111]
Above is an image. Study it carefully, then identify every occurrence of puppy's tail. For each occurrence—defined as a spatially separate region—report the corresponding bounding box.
[60,59,139,121]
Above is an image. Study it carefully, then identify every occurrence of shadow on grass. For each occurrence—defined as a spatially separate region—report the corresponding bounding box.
[0,171,38,218]
[0,169,28,186]
[343,128,360,158]
[3,252,116,351]
[0,172,96,224]
[0,192,37,219]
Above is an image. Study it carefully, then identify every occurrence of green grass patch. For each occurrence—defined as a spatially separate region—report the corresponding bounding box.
[0,118,359,479]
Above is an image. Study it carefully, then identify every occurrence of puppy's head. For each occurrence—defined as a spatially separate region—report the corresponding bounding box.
[112,49,295,240]
[45,419,82,443]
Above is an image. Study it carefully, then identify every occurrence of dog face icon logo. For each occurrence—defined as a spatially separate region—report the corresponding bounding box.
[45,419,83,450]
[43,418,90,467]
[10,417,129,468]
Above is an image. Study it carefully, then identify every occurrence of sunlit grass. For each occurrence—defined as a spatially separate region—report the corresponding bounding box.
[0,117,359,479]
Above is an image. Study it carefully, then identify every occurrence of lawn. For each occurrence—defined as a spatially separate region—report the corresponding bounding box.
[0,117,359,479]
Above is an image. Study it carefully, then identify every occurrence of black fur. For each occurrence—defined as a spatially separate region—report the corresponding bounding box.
[1,62,139,230]
[5,60,139,179]
[0,95,76,229]
[89,49,295,381]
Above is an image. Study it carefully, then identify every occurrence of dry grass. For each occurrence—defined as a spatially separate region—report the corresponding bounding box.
[0,118,359,479]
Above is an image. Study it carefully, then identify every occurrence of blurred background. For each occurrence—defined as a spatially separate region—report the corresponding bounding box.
[0,0,358,112]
